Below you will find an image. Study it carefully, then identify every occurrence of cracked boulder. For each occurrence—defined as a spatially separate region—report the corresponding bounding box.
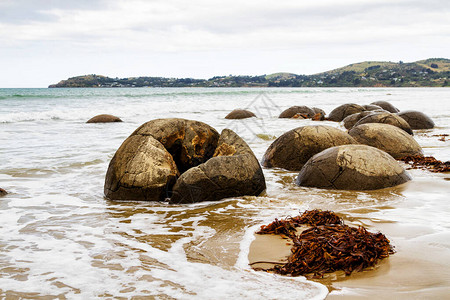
[262,125,357,171]
[87,114,122,123]
[296,144,411,190]
[348,123,423,159]
[362,104,383,111]
[370,101,399,113]
[225,109,256,119]
[353,112,413,135]
[279,106,315,118]
[170,129,266,203]
[397,110,435,129]
[311,107,326,120]
[105,119,265,202]
[327,103,366,122]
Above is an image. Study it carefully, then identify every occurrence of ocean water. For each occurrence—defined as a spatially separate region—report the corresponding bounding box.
[0,87,449,299]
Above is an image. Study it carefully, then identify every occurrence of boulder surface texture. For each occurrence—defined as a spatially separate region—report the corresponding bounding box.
[327,104,366,122]
[370,101,399,113]
[279,106,315,118]
[354,112,413,135]
[296,145,411,190]
[397,110,435,129]
[348,123,423,159]
[262,125,357,171]
[105,118,265,203]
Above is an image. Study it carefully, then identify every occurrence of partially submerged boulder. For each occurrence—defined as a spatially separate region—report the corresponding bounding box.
[311,107,326,120]
[279,106,315,118]
[397,110,435,129]
[296,144,411,190]
[327,103,365,122]
[87,114,122,123]
[0,188,7,197]
[262,125,357,171]
[353,112,413,135]
[363,104,383,111]
[105,118,265,202]
[348,123,423,159]
[370,101,399,113]
[225,109,256,119]
[171,129,266,203]
[343,111,377,130]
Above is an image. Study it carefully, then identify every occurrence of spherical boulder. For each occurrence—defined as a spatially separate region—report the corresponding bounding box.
[279,106,315,118]
[87,114,122,123]
[105,118,266,203]
[397,110,435,129]
[348,123,423,159]
[262,125,357,171]
[327,104,365,122]
[296,145,411,190]
[353,112,413,135]
[170,129,266,203]
[370,101,399,113]
[225,109,256,119]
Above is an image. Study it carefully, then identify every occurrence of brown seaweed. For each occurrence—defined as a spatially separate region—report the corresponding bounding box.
[400,155,450,172]
[254,210,394,277]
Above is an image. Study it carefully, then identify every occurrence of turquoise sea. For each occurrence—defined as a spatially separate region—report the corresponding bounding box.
[0,87,449,299]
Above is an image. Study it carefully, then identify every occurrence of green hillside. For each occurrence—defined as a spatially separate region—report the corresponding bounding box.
[49,58,450,88]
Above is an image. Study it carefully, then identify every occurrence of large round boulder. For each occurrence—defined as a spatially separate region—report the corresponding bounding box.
[397,110,435,129]
[348,123,423,159]
[105,119,266,203]
[296,145,411,190]
[171,129,266,203]
[327,104,365,122]
[87,114,122,123]
[262,125,357,171]
[279,106,315,118]
[353,112,413,135]
[225,109,256,119]
[370,101,399,113]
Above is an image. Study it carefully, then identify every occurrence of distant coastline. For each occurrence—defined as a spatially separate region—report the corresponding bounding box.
[49,58,449,88]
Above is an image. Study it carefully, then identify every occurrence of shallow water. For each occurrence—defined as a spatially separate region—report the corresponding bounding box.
[0,87,449,299]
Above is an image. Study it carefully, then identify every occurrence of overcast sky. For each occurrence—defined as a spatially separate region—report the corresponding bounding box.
[0,0,449,87]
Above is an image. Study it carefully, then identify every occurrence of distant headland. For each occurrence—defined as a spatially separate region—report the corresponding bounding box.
[49,58,449,88]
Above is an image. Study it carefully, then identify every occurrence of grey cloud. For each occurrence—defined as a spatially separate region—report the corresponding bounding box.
[0,0,108,24]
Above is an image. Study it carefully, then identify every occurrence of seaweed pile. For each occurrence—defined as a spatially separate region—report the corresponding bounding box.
[254,210,394,277]
[400,155,450,172]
